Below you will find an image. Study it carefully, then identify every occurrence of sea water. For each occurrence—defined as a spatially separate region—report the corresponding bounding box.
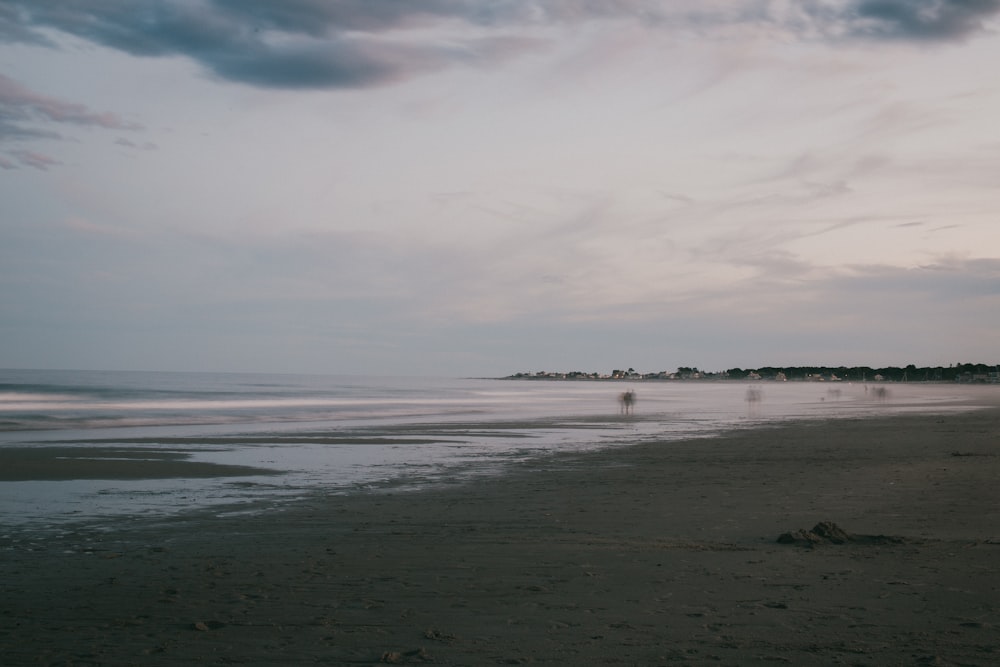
[0,369,989,528]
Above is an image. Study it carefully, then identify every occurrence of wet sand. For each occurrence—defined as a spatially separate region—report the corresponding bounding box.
[0,446,282,481]
[2,408,999,665]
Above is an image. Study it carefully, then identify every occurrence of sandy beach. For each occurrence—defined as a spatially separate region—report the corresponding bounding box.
[2,407,999,666]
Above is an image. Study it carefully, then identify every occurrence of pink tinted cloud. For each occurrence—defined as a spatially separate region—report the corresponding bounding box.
[64,216,130,236]
[0,74,145,169]
[0,74,141,131]
[9,149,60,170]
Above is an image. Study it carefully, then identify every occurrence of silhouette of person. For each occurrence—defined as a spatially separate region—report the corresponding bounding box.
[619,390,636,415]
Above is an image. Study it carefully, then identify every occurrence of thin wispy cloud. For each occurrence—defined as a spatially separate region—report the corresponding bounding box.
[7,148,59,171]
[114,137,157,151]
[0,73,141,168]
[0,74,139,131]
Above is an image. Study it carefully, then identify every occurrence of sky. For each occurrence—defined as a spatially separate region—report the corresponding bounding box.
[1,0,999,377]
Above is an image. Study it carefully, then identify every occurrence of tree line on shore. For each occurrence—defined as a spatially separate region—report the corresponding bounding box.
[505,363,999,383]
[723,363,997,382]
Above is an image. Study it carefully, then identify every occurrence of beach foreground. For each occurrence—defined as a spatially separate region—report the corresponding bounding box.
[2,409,999,665]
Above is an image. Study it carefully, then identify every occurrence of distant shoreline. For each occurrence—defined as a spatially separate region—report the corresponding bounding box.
[501,363,1000,384]
[498,375,969,383]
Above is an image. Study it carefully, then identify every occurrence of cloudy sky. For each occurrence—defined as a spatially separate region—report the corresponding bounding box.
[1,1,999,376]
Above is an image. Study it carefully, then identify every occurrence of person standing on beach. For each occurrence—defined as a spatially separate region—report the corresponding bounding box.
[620,390,636,415]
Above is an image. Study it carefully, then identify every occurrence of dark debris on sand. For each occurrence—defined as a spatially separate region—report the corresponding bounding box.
[777,521,907,547]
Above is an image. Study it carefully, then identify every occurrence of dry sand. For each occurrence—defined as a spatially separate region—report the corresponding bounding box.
[2,408,999,665]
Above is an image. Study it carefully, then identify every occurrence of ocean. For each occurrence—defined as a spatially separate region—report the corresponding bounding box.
[0,369,989,529]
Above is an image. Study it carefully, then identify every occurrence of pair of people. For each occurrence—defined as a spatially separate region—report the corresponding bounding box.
[619,390,636,415]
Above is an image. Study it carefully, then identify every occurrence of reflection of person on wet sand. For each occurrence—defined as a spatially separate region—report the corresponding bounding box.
[619,390,636,415]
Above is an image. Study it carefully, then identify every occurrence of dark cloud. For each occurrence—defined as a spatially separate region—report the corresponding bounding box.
[839,0,1000,41]
[204,33,540,89]
[1,1,998,92]
[0,1,546,90]
[0,3,53,45]
[211,0,471,34]
[206,0,656,33]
